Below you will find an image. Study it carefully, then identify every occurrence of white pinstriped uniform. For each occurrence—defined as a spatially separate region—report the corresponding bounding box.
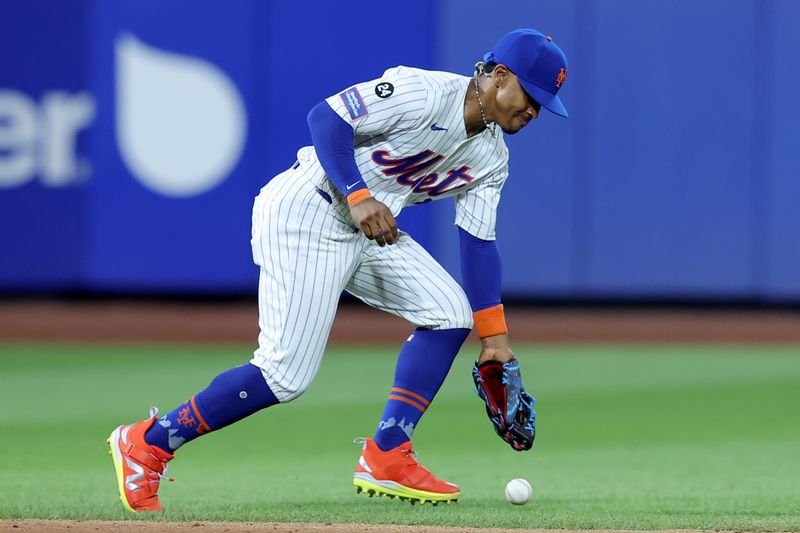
[250,66,510,402]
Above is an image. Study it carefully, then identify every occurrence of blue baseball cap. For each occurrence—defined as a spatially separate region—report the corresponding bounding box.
[484,29,569,117]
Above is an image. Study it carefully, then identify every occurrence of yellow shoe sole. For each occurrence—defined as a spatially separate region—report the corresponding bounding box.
[107,426,136,513]
[353,473,459,505]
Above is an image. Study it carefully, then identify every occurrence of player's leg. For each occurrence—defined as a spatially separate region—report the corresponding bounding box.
[108,167,360,512]
[345,231,473,503]
[348,231,473,449]
[107,362,279,512]
[248,170,361,403]
[140,362,279,453]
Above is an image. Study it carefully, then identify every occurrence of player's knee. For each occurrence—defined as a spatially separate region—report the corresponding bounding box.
[434,289,473,330]
[249,356,312,403]
[450,309,474,331]
[270,381,309,403]
[262,373,311,403]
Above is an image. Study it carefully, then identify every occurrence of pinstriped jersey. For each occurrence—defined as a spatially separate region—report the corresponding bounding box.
[296,66,509,240]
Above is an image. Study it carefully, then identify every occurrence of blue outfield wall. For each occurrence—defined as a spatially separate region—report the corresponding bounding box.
[0,0,437,293]
[0,1,91,288]
[764,0,800,300]
[0,0,798,300]
[435,0,800,301]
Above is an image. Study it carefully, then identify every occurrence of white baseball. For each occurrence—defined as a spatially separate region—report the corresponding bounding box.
[504,478,532,505]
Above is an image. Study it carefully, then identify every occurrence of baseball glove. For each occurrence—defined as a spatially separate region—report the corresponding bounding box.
[472,358,536,451]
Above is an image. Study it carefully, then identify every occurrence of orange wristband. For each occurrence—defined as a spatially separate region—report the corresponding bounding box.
[347,189,371,206]
[473,304,508,338]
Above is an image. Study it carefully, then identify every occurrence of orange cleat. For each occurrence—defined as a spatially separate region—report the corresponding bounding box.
[353,437,459,505]
[107,408,175,512]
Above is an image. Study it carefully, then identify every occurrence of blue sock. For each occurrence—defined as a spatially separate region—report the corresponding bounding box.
[144,363,279,452]
[373,328,470,451]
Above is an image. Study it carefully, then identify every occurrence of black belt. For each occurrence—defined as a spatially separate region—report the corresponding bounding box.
[293,160,331,204]
[315,188,332,204]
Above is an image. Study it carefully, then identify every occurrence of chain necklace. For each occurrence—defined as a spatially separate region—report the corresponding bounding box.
[473,72,496,138]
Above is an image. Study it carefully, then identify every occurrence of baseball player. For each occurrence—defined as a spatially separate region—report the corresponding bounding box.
[108,29,568,511]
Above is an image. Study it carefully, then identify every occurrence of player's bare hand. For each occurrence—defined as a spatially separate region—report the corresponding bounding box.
[350,197,399,247]
[477,333,514,364]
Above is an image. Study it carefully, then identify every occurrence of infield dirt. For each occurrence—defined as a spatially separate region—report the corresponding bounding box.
[0,520,724,533]
[1,299,799,344]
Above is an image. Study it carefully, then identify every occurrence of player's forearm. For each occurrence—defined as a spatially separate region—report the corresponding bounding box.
[307,101,371,205]
[458,226,508,339]
[458,227,502,309]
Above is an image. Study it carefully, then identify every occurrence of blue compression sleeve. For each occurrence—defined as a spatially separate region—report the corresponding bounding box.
[307,101,367,196]
[459,226,502,311]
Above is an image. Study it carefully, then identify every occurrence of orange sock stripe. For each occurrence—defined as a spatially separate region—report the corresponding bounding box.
[347,188,371,206]
[388,394,427,413]
[190,396,212,433]
[391,387,430,406]
[473,304,508,338]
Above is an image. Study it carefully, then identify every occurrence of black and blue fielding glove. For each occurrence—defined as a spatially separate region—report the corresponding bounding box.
[472,358,536,451]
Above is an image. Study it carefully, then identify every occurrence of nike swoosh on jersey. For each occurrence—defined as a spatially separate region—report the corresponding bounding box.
[430,123,448,131]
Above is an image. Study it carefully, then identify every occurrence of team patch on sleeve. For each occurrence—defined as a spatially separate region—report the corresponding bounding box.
[339,87,368,120]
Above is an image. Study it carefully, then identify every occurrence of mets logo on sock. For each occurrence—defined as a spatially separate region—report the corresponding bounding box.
[176,406,197,428]
[372,149,475,198]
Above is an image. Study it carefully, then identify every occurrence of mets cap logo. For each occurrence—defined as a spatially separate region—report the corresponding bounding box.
[556,67,567,89]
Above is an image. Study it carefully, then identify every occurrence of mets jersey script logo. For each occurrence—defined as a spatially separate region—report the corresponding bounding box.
[372,149,475,198]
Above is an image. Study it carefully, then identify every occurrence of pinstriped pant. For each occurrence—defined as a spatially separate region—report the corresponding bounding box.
[250,166,473,402]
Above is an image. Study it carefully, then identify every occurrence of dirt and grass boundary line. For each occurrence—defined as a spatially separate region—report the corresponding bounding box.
[1,300,800,344]
[0,520,759,533]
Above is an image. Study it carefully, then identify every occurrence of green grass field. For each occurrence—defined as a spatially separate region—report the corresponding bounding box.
[1,342,799,530]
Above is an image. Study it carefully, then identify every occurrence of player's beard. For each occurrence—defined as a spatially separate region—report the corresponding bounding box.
[501,115,532,135]
[500,125,523,135]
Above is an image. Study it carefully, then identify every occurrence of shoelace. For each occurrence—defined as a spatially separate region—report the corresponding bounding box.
[354,437,437,483]
[354,438,423,468]
[148,468,174,484]
[398,447,417,461]
[398,447,434,477]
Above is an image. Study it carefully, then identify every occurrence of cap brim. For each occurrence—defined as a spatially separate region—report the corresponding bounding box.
[519,79,568,118]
